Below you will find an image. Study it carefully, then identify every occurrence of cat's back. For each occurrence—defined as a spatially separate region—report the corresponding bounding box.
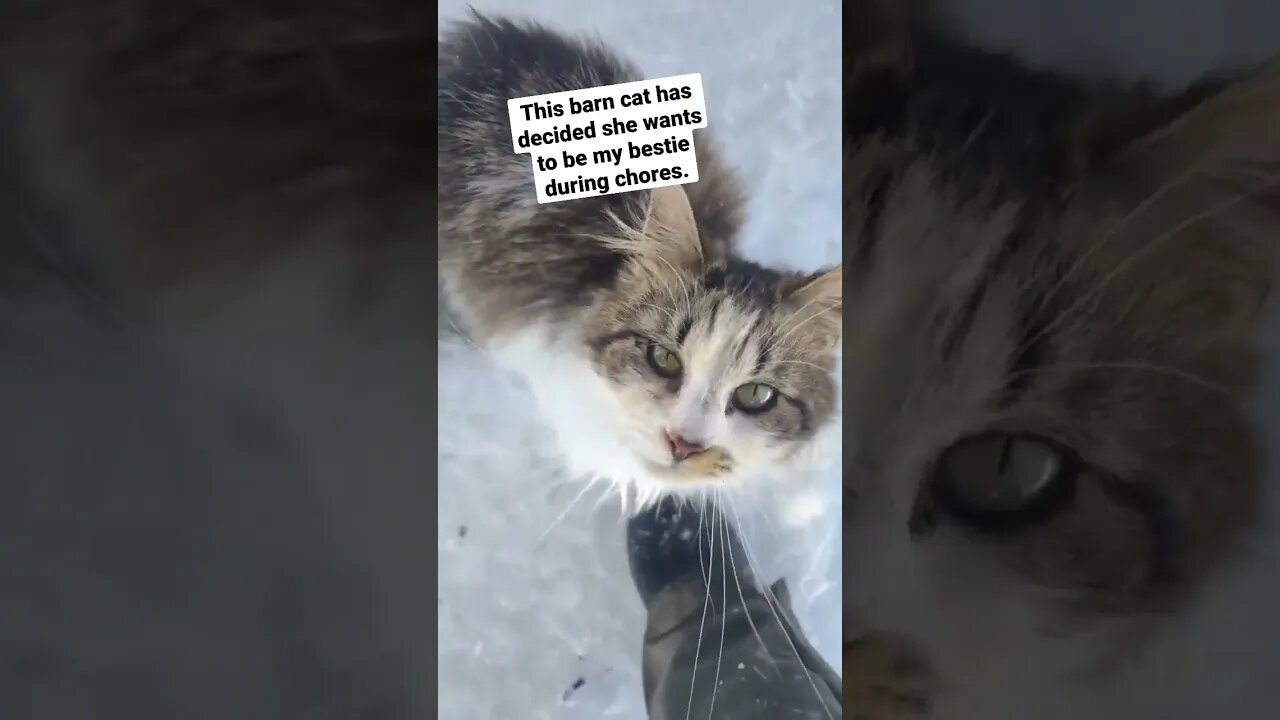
[436,13,744,338]
[438,12,642,180]
[435,12,648,292]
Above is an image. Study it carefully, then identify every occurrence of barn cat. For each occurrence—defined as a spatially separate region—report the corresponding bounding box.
[438,14,841,503]
[844,2,1280,719]
[0,3,839,503]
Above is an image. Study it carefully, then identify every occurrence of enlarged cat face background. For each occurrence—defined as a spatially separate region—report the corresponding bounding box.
[582,185,842,494]
[845,3,1280,717]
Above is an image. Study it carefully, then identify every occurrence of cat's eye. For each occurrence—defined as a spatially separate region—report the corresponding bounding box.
[932,433,1078,532]
[731,382,778,414]
[646,343,682,378]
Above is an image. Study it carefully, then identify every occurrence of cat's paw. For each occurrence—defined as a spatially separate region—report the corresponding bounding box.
[846,631,935,719]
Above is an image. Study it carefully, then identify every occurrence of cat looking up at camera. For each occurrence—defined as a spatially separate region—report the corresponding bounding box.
[438,13,843,505]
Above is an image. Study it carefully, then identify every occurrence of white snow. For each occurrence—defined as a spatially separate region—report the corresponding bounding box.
[435,1,843,718]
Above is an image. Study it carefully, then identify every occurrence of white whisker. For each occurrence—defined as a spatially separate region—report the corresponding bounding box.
[706,504,728,719]
[725,497,836,720]
[724,498,777,667]
[684,499,718,720]
[535,476,600,547]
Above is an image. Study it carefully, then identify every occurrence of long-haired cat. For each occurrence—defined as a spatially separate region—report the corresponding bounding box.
[438,13,842,505]
[0,2,842,506]
[845,2,1280,718]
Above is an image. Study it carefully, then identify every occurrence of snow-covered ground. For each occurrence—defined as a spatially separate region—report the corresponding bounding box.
[435,2,844,718]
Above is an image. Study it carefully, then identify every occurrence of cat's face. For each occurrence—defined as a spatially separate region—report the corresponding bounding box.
[845,8,1280,717]
[582,186,841,495]
[845,161,1268,718]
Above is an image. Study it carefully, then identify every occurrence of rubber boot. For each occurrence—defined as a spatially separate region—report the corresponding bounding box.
[626,496,842,719]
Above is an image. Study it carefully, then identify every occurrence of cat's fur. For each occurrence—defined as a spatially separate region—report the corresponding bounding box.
[0,3,447,718]
[0,0,438,329]
[438,14,842,501]
[844,2,1280,718]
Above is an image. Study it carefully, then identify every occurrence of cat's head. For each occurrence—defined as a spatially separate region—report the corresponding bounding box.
[581,184,841,495]
[845,3,1280,717]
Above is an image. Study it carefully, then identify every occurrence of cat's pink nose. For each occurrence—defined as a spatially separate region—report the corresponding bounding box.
[665,430,706,461]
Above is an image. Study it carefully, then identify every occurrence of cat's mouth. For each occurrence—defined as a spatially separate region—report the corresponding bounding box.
[644,447,734,482]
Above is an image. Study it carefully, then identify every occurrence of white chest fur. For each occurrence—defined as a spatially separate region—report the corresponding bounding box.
[487,321,659,496]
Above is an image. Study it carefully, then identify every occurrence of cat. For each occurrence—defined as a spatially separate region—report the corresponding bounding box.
[0,4,840,503]
[844,2,1280,718]
[437,13,842,504]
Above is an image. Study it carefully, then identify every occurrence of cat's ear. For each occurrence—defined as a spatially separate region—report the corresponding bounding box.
[598,184,709,275]
[638,184,706,269]
[1105,58,1280,193]
[1076,58,1280,331]
[779,265,843,350]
